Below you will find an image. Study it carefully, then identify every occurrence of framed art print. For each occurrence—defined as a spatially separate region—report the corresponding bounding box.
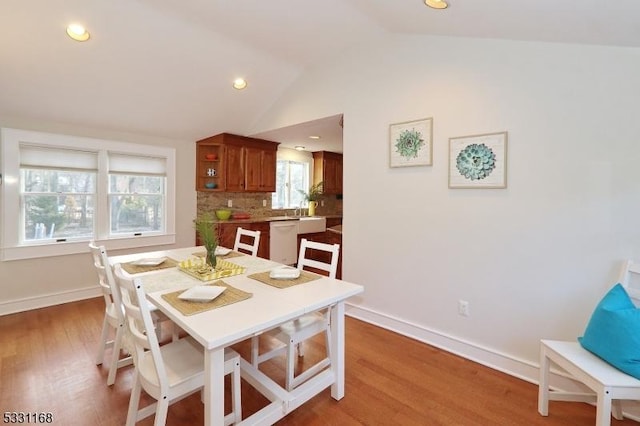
[449,131,508,189]
[389,117,433,168]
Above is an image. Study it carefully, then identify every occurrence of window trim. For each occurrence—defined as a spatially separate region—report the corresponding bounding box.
[1,128,176,261]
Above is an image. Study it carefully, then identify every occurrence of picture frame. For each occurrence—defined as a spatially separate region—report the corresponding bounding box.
[448,131,508,189]
[389,117,433,168]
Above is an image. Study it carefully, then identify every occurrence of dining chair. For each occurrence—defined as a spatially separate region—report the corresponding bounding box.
[114,264,242,426]
[90,242,179,385]
[90,242,133,386]
[538,259,640,426]
[251,238,340,390]
[233,227,261,256]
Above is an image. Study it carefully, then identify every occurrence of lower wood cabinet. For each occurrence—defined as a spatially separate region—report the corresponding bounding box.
[243,222,270,259]
[195,222,270,259]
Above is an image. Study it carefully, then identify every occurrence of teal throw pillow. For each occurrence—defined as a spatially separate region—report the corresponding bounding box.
[578,283,640,379]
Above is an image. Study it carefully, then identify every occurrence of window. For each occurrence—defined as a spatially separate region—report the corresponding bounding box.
[1,128,176,260]
[108,153,167,235]
[272,159,309,209]
[20,145,97,242]
[22,169,96,241]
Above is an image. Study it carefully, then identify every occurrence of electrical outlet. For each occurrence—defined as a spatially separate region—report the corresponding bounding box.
[458,300,470,317]
[321,200,325,207]
[263,199,267,207]
[227,199,233,208]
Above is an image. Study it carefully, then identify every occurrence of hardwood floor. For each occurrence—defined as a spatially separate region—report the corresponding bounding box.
[1,297,637,425]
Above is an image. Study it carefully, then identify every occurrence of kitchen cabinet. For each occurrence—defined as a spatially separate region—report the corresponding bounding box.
[244,222,270,259]
[196,133,279,192]
[313,151,343,194]
[225,143,245,192]
[244,147,277,192]
[195,142,225,191]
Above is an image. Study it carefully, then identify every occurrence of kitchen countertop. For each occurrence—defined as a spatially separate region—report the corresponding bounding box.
[327,225,342,235]
[214,214,342,224]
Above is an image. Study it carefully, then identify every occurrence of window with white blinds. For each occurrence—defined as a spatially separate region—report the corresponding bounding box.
[107,152,166,236]
[1,128,176,260]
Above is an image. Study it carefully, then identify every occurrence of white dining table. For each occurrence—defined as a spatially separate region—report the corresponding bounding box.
[109,246,363,425]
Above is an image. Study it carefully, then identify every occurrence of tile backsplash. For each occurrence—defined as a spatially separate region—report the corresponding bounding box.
[197,192,342,219]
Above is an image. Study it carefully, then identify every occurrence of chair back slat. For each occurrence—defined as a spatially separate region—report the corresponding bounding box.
[234,227,261,256]
[297,238,340,279]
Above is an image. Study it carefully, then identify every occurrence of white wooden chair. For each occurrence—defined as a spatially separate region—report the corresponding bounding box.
[90,242,133,386]
[538,259,640,426]
[114,264,242,426]
[233,227,260,256]
[251,238,340,390]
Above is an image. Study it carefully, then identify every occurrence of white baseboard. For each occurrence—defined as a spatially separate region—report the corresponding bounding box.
[345,303,540,383]
[344,303,640,422]
[0,286,101,316]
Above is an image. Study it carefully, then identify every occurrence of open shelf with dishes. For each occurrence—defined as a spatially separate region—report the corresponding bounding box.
[196,142,224,191]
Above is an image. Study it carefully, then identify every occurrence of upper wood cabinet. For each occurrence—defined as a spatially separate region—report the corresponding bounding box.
[245,146,277,192]
[313,151,343,194]
[225,143,245,192]
[196,133,279,192]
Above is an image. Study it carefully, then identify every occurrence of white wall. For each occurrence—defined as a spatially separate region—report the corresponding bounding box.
[0,117,196,314]
[252,35,640,382]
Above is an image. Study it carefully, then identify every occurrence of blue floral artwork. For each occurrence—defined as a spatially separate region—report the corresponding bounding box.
[389,118,433,167]
[449,132,507,188]
[455,143,496,180]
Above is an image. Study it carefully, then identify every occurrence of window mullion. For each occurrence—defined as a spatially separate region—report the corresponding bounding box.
[95,150,110,241]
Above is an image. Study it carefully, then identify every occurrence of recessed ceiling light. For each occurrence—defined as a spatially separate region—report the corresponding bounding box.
[66,24,90,42]
[308,135,321,140]
[233,78,247,90]
[294,146,305,151]
[425,0,448,9]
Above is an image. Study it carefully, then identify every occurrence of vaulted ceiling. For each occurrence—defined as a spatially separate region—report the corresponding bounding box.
[2,0,639,151]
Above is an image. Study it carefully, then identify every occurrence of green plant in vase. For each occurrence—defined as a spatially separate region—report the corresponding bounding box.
[194,213,218,269]
[298,181,323,216]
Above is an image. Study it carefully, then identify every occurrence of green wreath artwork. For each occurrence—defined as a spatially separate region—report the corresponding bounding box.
[395,129,425,159]
[456,143,496,180]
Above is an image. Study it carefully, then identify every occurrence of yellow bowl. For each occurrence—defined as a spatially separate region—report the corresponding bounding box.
[215,209,232,220]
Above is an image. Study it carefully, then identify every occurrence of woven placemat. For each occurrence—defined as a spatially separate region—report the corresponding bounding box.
[247,270,322,289]
[121,258,179,274]
[161,281,253,316]
[192,251,244,259]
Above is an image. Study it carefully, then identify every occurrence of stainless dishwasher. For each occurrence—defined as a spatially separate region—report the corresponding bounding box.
[269,220,299,265]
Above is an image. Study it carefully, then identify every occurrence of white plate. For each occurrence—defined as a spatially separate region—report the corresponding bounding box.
[131,257,167,266]
[178,285,226,302]
[215,247,232,256]
[269,266,301,280]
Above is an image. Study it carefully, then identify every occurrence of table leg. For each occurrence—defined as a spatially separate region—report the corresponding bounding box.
[204,348,225,426]
[330,301,345,400]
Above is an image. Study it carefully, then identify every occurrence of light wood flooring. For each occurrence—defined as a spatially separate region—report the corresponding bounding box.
[1,297,637,425]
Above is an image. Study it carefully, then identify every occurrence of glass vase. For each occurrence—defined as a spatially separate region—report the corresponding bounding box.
[206,248,217,269]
